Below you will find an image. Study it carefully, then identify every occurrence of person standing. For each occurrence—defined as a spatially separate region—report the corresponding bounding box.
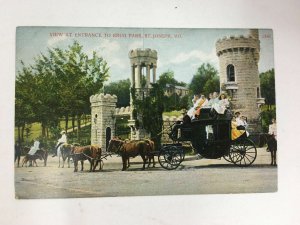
[268,118,277,140]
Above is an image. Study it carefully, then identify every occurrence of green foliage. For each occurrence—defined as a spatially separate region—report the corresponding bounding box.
[105,79,130,107]
[157,70,186,87]
[260,69,276,106]
[157,70,188,112]
[260,105,276,133]
[132,83,164,149]
[15,41,109,143]
[189,63,220,96]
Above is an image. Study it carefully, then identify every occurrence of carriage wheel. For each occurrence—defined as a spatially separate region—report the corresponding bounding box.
[158,146,184,170]
[230,138,257,167]
[223,153,232,163]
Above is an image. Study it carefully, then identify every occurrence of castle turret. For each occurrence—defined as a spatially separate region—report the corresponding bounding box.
[90,93,117,151]
[216,29,265,132]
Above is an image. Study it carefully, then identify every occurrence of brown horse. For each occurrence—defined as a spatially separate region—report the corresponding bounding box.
[21,148,48,167]
[259,133,277,166]
[72,145,102,172]
[107,138,153,171]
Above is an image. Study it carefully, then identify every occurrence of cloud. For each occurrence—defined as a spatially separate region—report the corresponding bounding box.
[47,35,68,46]
[87,39,126,70]
[128,41,143,51]
[170,49,218,65]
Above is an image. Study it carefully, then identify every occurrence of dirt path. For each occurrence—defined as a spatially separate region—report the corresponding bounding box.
[15,147,277,199]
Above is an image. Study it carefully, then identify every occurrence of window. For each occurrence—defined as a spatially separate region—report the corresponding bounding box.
[227,64,235,82]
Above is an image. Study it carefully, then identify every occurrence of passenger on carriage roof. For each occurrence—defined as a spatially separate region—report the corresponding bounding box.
[187,94,200,118]
[194,94,208,118]
[212,92,219,104]
[212,92,230,114]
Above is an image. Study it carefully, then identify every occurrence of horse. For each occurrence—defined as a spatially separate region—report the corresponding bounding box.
[57,143,81,168]
[72,145,102,172]
[122,139,156,169]
[59,144,73,168]
[21,148,48,167]
[259,133,277,166]
[107,138,153,171]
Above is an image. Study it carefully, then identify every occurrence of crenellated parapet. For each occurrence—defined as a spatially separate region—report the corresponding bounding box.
[129,48,158,66]
[216,35,260,62]
[115,106,131,116]
[90,93,117,105]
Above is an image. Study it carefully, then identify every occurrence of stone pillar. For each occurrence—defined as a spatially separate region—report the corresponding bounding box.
[131,65,135,88]
[146,64,151,88]
[153,65,156,83]
[136,64,141,88]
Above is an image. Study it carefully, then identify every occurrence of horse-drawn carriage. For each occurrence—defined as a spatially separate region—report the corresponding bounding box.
[157,108,257,170]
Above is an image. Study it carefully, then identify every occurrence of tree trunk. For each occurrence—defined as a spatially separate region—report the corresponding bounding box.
[42,123,46,137]
[17,126,21,144]
[65,115,69,134]
[21,125,25,143]
[77,114,81,142]
[72,116,75,132]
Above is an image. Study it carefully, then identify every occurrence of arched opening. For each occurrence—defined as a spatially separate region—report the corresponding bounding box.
[227,64,235,82]
[105,127,111,151]
[257,87,260,98]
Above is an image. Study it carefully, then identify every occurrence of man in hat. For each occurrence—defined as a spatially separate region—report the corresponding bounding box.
[52,130,67,157]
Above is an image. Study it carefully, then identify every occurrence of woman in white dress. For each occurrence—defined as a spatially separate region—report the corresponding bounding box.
[212,93,230,114]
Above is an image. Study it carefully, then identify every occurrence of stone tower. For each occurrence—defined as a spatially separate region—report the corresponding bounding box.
[216,29,265,132]
[128,48,158,140]
[90,93,117,151]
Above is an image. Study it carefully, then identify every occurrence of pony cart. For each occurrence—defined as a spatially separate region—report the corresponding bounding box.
[158,108,257,170]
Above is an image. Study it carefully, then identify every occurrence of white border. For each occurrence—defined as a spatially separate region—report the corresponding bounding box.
[1,0,300,224]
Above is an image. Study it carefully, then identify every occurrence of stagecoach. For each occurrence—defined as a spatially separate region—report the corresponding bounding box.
[158,108,257,170]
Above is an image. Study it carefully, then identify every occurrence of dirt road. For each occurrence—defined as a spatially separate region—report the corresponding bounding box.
[15,147,277,199]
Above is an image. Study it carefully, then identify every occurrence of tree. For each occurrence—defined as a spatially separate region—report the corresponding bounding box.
[15,41,109,141]
[260,69,276,107]
[105,79,131,107]
[157,70,188,112]
[189,63,220,96]
[157,70,186,87]
[132,83,164,149]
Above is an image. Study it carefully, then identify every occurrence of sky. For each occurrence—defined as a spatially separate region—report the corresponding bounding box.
[16,27,274,84]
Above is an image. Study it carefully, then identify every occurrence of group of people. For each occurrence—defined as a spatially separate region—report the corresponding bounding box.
[186,91,253,140]
[19,130,68,159]
[187,91,230,119]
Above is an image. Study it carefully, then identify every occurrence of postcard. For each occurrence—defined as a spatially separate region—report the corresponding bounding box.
[15,27,276,199]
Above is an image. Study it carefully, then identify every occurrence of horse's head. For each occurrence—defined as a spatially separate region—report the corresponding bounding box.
[107,139,123,153]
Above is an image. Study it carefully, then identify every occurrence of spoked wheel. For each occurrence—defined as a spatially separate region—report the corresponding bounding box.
[230,138,257,167]
[223,152,232,163]
[158,145,184,170]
